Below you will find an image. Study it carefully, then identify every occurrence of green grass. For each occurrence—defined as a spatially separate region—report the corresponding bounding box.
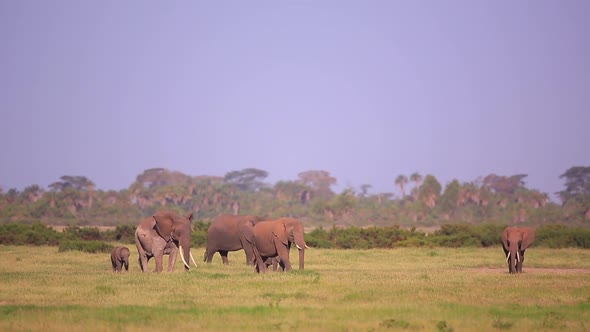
[0,245,589,331]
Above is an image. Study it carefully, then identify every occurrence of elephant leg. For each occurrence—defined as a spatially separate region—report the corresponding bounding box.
[280,260,290,272]
[139,255,149,273]
[276,245,292,272]
[205,248,216,263]
[242,242,255,266]
[220,251,229,265]
[154,252,164,272]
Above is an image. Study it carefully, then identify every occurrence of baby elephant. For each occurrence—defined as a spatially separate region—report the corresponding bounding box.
[111,246,130,272]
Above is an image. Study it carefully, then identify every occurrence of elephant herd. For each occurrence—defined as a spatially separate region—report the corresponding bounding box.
[205,214,308,272]
[111,209,535,275]
[110,210,308,274]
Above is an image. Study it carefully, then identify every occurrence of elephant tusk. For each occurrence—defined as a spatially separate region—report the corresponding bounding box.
[516,251,520,263]
[506,251,510,263]
[190,251,198,267]
[178,245,190,270]
[305,244,310,249]
[296,244,302,250]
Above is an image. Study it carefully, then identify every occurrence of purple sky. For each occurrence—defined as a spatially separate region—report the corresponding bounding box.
[1,1,589,201]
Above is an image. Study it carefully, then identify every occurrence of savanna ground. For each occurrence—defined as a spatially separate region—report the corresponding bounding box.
[0,245,589,332]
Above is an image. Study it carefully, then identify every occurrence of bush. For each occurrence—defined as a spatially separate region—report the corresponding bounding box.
[62,225,102,241]
[536,225,590,248]
[58,240,113,253]
[2,222,590,250]
[0,222,61,246]
[191,230,207,248]
[305,227,334,248]
[396,237,432,247]
[114,224,136,242]
[473,224,506,247]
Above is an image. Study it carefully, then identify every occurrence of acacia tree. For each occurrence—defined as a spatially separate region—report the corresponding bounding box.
[558,166,590,222]
[559,166,590,201]
[297,170,337,200]
[359,184,372,197]
[224,168,269,192]
[482,173,527,195]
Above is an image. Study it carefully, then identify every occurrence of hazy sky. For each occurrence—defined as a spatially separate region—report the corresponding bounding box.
[1,1,589,200]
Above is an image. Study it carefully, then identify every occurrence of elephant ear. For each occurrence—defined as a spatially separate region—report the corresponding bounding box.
[240,221,255,244]
[501,227,511,251]
[153,211,175,241]
[521,227,536,249]
[248,215,264,227]
[273,220,289,246]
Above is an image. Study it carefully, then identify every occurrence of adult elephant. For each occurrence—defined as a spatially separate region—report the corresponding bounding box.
[204,214,264,265]
[252,218,308,272]
[134,210,197,272]
[502,226,536,274]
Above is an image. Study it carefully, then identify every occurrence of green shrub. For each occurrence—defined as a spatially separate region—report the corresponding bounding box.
[305,227,334,248]
[62,225,101,241]
[2,222,590,250]
[396,237,431,247]
[0,222,61,246]
[433,234,480,248]
[191,230,207,248]
[58,240,113,253]
[112,224,136,244]
[473,224,506,247]
[536,225,590,248]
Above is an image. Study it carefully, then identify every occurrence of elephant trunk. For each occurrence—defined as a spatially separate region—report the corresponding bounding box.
[294,232,306,270]
[509,243,519,274]
[298,247,305,270]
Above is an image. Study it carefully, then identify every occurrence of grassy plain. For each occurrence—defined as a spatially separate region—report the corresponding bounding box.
[0,245,589,332]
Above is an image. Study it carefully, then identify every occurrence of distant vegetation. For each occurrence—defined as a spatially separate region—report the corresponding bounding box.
[2,221,589,250]
[1,166,589,229]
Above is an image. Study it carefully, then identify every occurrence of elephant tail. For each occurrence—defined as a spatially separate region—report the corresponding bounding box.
[251,240,266,273]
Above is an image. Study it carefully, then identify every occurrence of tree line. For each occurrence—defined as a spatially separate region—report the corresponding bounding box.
[1,166,589,228]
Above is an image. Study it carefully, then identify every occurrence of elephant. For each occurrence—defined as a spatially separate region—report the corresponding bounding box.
[110,246,130,272]
[134,210,197,272]
[252,218,309,273]
[204,214,264,265]
[261,256,280,271]
[502,226,536,274]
